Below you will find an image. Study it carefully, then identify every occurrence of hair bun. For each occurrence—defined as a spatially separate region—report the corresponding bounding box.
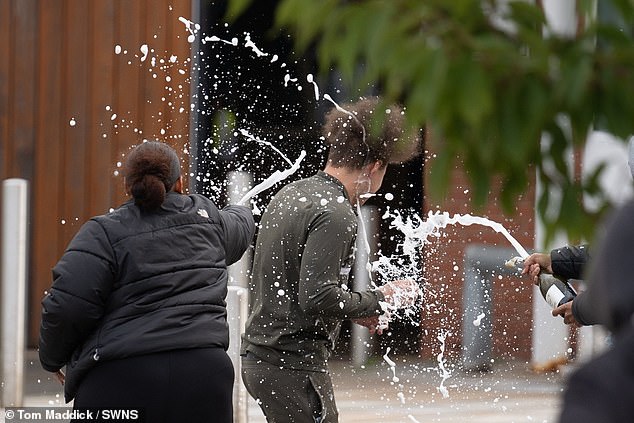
[124,141,181,211]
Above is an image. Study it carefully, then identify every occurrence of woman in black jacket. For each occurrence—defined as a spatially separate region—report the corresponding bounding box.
[39,141,255,422]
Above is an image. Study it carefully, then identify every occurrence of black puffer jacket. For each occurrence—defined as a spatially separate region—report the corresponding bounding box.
[39,192,255,402]
[551,244,590,280]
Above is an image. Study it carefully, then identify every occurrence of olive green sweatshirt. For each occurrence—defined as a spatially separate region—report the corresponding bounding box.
[241,171,384,371]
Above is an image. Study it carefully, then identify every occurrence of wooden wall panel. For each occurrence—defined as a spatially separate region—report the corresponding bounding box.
[0,0,11,174]
[86,0,116,215]
[0,0,195,345]
[31,0,64,342]
[165,1,193,175]
[8,0,38,180]
[60,0,90,245]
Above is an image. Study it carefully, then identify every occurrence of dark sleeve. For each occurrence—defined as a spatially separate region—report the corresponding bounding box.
[571,291,602,326]
[299,210,383,319]
[550,244,590,280]
[38,220,115,372]
[219,205,255,266]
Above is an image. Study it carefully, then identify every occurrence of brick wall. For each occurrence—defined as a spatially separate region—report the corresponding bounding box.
[421,157,536,362]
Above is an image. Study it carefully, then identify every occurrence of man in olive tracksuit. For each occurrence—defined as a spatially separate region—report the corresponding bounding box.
[241,97,421,422]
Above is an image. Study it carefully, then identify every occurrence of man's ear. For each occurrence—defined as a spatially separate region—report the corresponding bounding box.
[172,176,184,194]
[368,160,385,175]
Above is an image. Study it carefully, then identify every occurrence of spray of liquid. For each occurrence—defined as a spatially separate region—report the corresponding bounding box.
[234,130,305,206]
[370,207,532,398]
[436,331,452,399]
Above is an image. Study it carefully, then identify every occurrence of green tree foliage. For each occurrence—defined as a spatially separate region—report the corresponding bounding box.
[227,0,634,242]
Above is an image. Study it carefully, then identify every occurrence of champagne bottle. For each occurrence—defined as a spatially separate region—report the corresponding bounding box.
[537,273,576,309]
[505,257,576,309]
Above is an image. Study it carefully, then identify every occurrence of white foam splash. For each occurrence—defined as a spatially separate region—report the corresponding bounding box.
[424,211,529,259]
[203,35,238,46]
[140,44,149,62]
[473,312,485,327]
[383,347,400,383]
[436,331,452,398]
[379,209,529,277]
[238,129,293,166]
[178,16,199,43]
[238,150,306,206]
[284,74,298,87]
[307,74,319,100]
[244,32,268,57]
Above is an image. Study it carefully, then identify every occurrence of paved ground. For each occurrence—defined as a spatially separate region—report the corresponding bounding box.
[7,351,566,422]
[246,357,565,423]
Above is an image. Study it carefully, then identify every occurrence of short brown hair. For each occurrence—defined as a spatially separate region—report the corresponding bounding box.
[321,97,420,169]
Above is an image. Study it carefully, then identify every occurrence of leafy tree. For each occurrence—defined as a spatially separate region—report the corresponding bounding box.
[226,0,634,242]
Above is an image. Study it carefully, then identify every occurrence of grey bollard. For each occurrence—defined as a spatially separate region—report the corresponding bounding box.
[351,206,377,367]
[462,244,517,372]
[227,286,249,423]
[1,178,29,407]
[226,171,253,421]
[227,171,253,289]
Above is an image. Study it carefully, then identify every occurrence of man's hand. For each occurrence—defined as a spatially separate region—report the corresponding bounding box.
[352,316,385,335]
[378,280,420,308]
[552,301,580,327]
[521,253,553,285]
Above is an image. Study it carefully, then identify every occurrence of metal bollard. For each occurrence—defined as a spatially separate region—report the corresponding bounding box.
[226,171,254,421]
[227,171,253,289]
[351,206,377,367]
[227,286,249,423]
[1,178,29,407]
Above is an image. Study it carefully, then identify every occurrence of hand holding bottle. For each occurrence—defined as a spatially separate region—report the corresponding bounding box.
[521,253,553,284]
[552,301,581,326]
[507,256,576,309]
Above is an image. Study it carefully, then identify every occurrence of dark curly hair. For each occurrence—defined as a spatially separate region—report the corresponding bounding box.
[123,141,181,211]
[322,96,421,169]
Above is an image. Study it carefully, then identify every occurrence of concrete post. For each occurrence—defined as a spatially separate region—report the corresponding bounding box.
[1,178,29,407]
[462,244,517,371]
